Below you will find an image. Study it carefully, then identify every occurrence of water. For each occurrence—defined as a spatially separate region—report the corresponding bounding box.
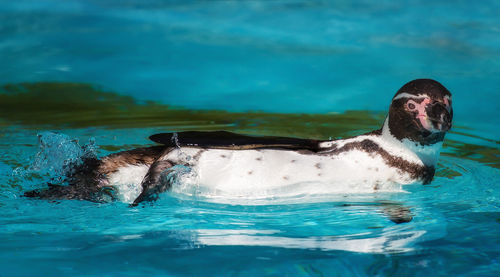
[1,1,499,276]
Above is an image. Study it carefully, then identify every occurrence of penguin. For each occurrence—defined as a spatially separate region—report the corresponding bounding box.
[24,79,453,208]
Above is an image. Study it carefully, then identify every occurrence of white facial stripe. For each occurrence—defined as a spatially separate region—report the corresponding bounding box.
[394,93,452,102]
[392,93,430,100]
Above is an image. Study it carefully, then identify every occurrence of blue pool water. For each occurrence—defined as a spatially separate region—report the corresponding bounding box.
[1,0,499,276]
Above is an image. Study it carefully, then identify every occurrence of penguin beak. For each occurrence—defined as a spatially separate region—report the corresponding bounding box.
[425,101,452,132]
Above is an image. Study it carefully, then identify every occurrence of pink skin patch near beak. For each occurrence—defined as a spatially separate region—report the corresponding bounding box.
[407,98,432,131]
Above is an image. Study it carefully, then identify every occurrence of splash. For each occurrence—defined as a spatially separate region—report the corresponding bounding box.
[162,165,200,197]
[15,132,98,186]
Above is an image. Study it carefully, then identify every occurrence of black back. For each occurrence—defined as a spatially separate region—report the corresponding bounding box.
[149,131,324,152]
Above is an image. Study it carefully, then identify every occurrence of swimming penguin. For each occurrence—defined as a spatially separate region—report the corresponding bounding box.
[24,79,453,207]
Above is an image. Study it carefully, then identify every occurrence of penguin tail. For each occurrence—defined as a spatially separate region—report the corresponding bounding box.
[22,157,111,202]
[23,183,84,201]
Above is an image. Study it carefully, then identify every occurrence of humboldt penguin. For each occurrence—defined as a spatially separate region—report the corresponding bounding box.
[24,79,453,210]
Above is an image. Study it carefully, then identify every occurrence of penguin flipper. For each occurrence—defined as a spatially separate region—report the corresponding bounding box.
[131,160,175,206]
[149,131,323,152]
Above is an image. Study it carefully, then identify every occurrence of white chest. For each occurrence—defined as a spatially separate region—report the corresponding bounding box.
[162,147,416,197]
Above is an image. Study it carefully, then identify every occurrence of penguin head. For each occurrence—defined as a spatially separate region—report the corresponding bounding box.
[386,79,453,145]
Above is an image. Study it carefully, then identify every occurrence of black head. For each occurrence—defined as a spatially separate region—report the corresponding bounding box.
[387,79,453,145]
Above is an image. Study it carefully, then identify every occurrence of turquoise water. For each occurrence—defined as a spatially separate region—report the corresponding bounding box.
[1,1,499,276]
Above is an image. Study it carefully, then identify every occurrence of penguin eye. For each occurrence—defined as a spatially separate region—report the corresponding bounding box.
[407,102,416,110]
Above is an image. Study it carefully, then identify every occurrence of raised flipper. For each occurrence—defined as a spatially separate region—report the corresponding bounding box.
[131,160,174,206]
[149,131,325,151]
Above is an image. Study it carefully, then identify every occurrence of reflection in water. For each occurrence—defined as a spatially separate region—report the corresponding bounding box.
[194,229,425,253]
